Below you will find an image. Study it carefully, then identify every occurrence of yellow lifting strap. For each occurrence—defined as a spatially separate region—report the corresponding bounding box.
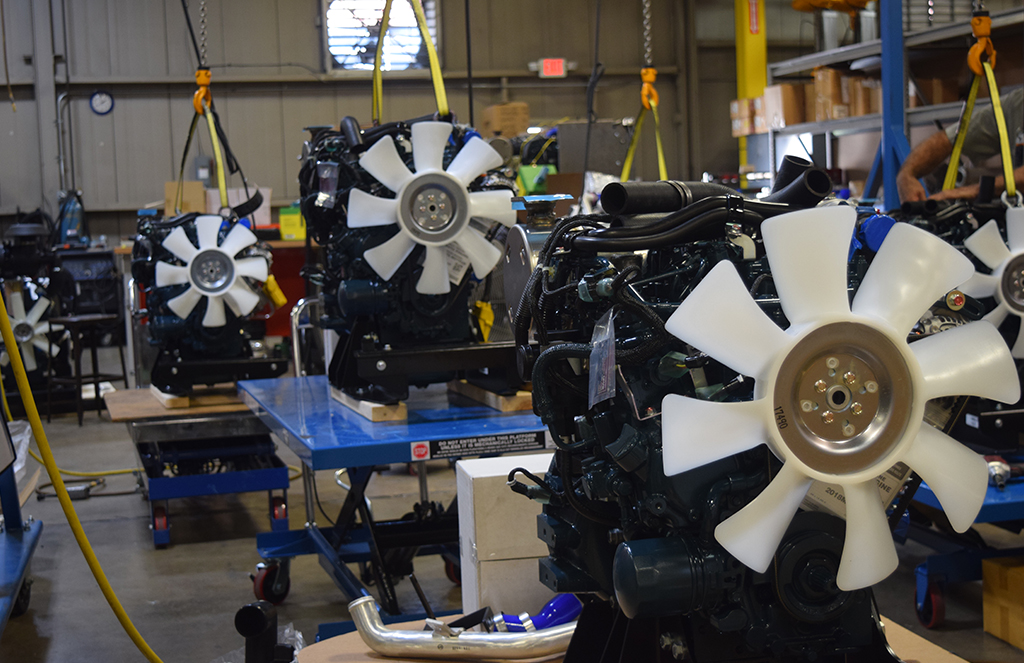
[371,0,449,125]
[174,69,228,213]
[943,12,1016,200]
[621,68,668,182]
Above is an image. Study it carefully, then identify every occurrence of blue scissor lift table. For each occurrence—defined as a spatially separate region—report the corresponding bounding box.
[908,475,1024,628]
[238,376,548,631]
[0,464,42,635]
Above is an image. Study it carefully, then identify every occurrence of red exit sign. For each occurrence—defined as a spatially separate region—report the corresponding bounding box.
[539,58,567,78]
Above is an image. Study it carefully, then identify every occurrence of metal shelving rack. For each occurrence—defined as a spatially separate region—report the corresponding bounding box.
[765,6,1024,209]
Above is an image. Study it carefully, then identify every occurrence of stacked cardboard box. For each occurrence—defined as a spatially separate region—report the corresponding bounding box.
[457,454,556,616]
[480,102,531,137]
[983,556,1024,650]
[763,84,805,129]
[730,99,753,137]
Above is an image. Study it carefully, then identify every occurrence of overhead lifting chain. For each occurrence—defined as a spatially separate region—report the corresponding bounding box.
[621,0,667,182]
[943,0,1020,206]
[198,0,208,67]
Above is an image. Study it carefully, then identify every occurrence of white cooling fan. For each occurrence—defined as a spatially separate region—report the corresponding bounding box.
[0,290,63,372]
[960,207,1024,357]
[154,215,268,327]
[347,122,516,295]
[660,207,1019,591]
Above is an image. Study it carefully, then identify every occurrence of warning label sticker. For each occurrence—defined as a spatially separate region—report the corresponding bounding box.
[445,242,473,285]
[410,431,546,461]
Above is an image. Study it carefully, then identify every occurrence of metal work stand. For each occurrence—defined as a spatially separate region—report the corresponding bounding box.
[106,389,291,548]
[907,477,1024,628]
[239,376,548,637]
[0,466,42,634]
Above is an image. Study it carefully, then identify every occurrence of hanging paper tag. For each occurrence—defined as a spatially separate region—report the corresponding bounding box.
[445,242,473,285]
[316,162,340,209]
[588,309,617,409]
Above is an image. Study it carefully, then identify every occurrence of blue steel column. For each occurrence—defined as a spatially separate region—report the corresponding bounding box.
[880,0,912,210]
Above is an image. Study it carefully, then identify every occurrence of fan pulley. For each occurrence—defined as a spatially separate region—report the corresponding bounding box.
[961,208,1024,355]
[660,207,1019,591]
[347,121,517,295]
[154,215,268,328]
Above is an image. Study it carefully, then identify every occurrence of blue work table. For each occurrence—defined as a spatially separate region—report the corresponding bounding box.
[0,465,42,635]
[908,478,1024,628]
[237,376,548,617]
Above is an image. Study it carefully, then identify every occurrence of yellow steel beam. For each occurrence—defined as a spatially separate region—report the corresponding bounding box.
[735,0,767,182]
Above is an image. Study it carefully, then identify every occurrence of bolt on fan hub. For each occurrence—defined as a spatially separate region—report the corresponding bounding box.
[397,172,469,246]
[773,322,913,475]
[190,250,234,294]
[1000,254,1024,313]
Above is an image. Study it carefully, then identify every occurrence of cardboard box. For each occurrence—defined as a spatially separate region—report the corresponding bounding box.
[164,181,206,215]
[278,206,305,241]
[457,453,554,614]
[804,83,816,123]
[867,80,883,114]
[731,116,753,138]
[729,98,752,119]
[480,102,530,137]
[206,187,272,228]
[751,96,768,134]
[814,67,844,121]
[983,557,1024,650]
[849,78,874,117]
[763,84,805,129]
[918,78,960,105]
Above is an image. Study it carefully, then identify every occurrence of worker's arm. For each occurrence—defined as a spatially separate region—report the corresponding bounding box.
[895,131,953,203]
[929,164,1024,201]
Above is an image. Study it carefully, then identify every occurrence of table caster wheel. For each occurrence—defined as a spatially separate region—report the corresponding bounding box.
[254,562,290,605]
[916,582,945,629]
[444,558,461,586]
[11,578,31,617]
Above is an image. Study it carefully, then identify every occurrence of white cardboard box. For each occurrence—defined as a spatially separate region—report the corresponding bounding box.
[456,453,554,615]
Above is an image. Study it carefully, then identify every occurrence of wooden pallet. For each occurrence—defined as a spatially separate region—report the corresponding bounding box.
[148,384,241,410]
[330,386,408,422]
[446,379,533,412]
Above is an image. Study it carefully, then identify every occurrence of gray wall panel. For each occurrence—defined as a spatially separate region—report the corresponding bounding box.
[0,100,44,215]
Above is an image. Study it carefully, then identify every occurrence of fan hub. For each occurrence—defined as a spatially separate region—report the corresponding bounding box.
[13,322,33,343]
[999,254,1024,313]
[773,322,913,475]
[397,172,469,246]
[190,250,234,294]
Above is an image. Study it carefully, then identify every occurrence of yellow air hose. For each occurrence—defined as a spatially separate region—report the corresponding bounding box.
[0,294,164,663]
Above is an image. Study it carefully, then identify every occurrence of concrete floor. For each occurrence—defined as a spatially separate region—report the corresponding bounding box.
[0,349,1022,662]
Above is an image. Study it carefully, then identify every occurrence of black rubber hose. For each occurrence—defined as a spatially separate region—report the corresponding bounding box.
[573,207,764,252]
[976,175,996,205]
[531,343,593,441]
[339,116,363,147]
[761,168,833,207]
[601,181,738,215]
[557,449,620,527]
[771,155,812,194]
[900,199,940,216]
[588,196,794,241]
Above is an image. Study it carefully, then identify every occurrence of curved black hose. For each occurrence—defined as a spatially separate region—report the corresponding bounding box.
[339,116,363,147]
[587,196,793,241]
[600,181,738,215]
[572,207,764,252]
[531,343,593,440]
[762,168,832,206]
[771,155,812,194]
[557,449,620,527]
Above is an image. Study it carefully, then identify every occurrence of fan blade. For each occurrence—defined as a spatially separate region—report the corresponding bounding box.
[196,215,223,250]
[167,288,203,320]
[161,226,199,264]
[852,222,975,338]
[412,121,453,173]
[661,395,769,476]
[347,188,400,228]
[359,135,415,193]
[202,295,227,327]
[903,426,987,533]
[416,246,451,295]
[959,271,998,299]
[1012,326,1024,359]
[365,233,416,281]
[235,257,268,282]
[964,220,1011,271]
[836,481,899,590]
[33,323,50,336]
[761,206,856,328]
[219,222,258,257]
[468,189,517,227]
[912,322,1020,403]
[1007,207,1024,253]
[25,296,51,325]
[455,227,501,279]
[155,262,190,288]
[19,341,36,372]
[224,282,261,318]
[0,352,8,368]
[8,290,26,322]
[31,338,52,354]
[984,305,1009,328]
[666,261,791,380]
[714,462,813,573]
[446,137,503,187]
